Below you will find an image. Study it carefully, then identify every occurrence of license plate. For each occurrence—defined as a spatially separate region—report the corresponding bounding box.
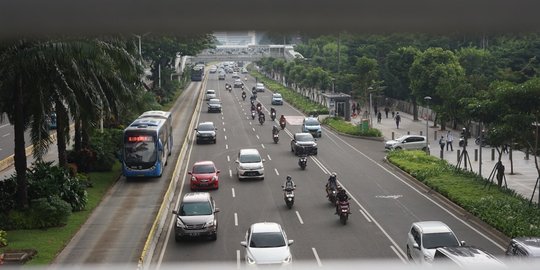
[190,232,200,236]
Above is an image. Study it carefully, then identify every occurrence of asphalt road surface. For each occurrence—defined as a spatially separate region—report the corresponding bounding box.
[149,72,509,269]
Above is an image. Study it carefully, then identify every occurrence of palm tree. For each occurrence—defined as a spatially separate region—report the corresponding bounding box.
[0,37,142,208]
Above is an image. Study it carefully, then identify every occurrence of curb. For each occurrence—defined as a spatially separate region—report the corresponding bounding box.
[137,73,206,270]
[382,155,511,246]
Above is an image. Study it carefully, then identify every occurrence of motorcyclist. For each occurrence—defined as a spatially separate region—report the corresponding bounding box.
[258,111,265,122]
[225,83,231,89]
[270,107,276,120]
[279,115,286,129]
[282,175,296,191]
[326,172,338,196]
[256,102,262,112]
[272,125,280,135]
[242,90,247,100]
[251,103,256,112]
[335,187,350,214]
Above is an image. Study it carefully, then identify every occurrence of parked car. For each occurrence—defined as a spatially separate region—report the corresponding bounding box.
[301,116,322,137]
[205,89,217,101]
[207,98,222,113]
[385,135,428,151]
[406,221,464,264]
[188,161,220,190]
[433,246,505,267]
[506,237,540,259]
[235,148,265,180]
[255,83,265,92]
[172,192,219,241]
[291,133,318,156]
[271,93,283,105]
[234,79,244,88]
[240,222,293,266]
[195,122,217,144]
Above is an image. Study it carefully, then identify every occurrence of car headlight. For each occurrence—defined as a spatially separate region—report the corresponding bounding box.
[283,254,292,264]
[191,176,196,181]
[246,255,256,265]
[204,220,215,228]
[176,218,185,228]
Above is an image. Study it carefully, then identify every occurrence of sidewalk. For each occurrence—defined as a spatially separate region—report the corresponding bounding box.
[350,110,540,204]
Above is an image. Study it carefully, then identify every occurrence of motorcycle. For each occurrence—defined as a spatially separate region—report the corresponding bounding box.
[475,136,487,147]
[242,93,246,101]
[251,110,256,120]
[281,185,295,209]
[271,111,276,121]
[258,115,265,125]
[273,133,279,144]
[326,185,338,205]
[280,119,286,130]
[298,155,307,170]
[337,200,350,225]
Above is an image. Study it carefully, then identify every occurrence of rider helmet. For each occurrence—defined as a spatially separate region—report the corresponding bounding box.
[286,175,292,180]
[331,172,337,177]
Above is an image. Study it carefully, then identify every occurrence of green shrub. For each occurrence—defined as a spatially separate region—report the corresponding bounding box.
[4,196,72,230]
[387,150,540,237]
[0,176,17,214]
[0,230,7,247]
[88,128,123,172]
[323,117,382,137]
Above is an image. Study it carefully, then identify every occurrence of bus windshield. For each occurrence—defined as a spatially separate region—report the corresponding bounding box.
[124,135,157,165]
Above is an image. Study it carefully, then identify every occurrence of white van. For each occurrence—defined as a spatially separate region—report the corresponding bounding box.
[235,148,265,180]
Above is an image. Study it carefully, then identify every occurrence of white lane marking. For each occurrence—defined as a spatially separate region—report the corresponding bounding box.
[222,116,224,120]
[261,144,265,149]
[227,155,230,162]
[232,188,236,198]
[223,128,226,132]
[224,135,228,140]
[256,135,260,140]
[229,169,232,178]
[312,247,322,267]
[359,209,372,222]
[267,154,272,161]
[0,124,8,129]
[236,250,241,270]
[252,127,255,132]
[234,213,238,226]
[222,121,225,125]
[311,156,330,174]
[391,245,408,264]
[226,144,229,150]
[295,211,304,224]
[274,168,279,176]
[2,133,9,137]
[328,132,507,251]
[249,122,252,125]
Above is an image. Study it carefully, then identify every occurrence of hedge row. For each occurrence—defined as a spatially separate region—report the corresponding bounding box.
[323,117,382,137]
[387,150,540,238]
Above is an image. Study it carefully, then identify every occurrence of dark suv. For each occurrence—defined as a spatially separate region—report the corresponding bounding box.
[291,133,317,156]
[195,122,217,144]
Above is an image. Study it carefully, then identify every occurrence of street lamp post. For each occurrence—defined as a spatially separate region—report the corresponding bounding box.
[424,96,432,153]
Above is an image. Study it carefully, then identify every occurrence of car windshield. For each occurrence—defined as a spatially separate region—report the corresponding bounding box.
[180,202,213,216]
[239,154,261,163]
[249,232,286,248]
[296,134,314,142]
[193,164,216,174]
[209,99,220,104]
[273,94,281,98]
[198,124,215,131]
[206,90,215,94]
[422,232,460,249]
[305,119,319,125]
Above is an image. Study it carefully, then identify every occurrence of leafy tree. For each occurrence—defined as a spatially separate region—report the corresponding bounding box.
[409,47,466,129]
[456,47,496,91]
[386,46,420,119]
[353,56,379,106]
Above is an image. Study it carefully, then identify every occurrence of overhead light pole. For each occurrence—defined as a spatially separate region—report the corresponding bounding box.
[424,96,432,153]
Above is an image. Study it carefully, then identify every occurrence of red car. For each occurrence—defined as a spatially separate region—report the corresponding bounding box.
[188,161,220,190]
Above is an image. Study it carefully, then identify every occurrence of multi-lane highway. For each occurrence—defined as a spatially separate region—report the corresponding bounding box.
[148,70,509,269]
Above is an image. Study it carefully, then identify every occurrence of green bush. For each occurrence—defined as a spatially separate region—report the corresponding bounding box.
[387,150,540,237]
[0,176,17,215]
[88,128,123,172]
[4,196,72,230]
[323,117,382,137]
[0,230,7,247]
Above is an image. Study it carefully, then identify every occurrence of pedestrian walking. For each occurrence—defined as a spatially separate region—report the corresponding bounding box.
[502,144,509,154]
[395,112,401,129]
[377,111,382,123]
[446,131,454,151]
[357,102,361,113]
[384,107,389,118]
[391,111,395,118]
[374,104,378,116]
[352,103,356,115]
[439,135,446,151]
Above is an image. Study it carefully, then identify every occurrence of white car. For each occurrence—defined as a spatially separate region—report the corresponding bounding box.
[406,221,464,264]
[240,222,293,266]
[255,83,265,92]
[232,72,240,79]
[385,135,428,151]
[235,148,265,180]
[205,89,216,101]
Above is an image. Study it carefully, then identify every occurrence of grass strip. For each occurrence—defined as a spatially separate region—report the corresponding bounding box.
[387,150,540,238]
[0,163,121,265]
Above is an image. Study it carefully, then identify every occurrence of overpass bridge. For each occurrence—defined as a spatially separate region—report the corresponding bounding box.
[190,44,303,64]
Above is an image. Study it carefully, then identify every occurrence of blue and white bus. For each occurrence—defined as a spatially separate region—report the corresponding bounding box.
[122,112,173,178]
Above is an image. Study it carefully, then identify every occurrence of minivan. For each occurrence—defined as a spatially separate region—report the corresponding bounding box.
[235,148,265,180]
